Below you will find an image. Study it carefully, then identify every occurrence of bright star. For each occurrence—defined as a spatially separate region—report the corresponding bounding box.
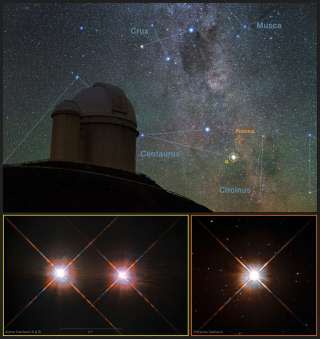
[117,269,129,283]
[249,270,260,281]
[241,266,265,286]
[79,25,84,31]
[53,266,68,282]
[188,27,195,33]
[204,126,211,133]
[229,152,239,162]
[165,56,171,62]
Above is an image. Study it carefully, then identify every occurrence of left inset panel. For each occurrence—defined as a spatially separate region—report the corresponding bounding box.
[3,215,188,336]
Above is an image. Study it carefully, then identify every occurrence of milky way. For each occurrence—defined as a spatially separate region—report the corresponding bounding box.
[3,3,317,212]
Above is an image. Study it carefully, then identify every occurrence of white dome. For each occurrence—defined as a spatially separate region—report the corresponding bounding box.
[72,83,137,126]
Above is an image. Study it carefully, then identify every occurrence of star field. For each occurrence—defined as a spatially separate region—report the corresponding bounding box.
[3,3,317,212]
[192,215,316,335]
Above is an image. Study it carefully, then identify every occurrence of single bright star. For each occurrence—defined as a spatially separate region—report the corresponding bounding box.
[204,126,211,133]
[188,27,195,33]
[229,152,239,162]
[249,270,260,281]
[117,269,130,284]
[53,266,68,282]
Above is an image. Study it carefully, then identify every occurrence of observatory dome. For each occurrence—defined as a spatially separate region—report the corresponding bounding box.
[50,82,138,172]
[72,82,137,129]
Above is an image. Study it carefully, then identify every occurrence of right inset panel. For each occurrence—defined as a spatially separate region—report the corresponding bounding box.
[191,215,317,336]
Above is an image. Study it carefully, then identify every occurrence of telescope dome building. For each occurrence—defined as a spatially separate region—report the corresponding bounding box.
[4,83,210,213]
[51,83,138,172]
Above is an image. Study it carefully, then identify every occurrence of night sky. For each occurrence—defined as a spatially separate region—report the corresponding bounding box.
[3,3,317,212]
[4,215,188,335]
[192,215,316,335]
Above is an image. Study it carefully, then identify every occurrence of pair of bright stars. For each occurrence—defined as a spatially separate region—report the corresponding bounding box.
[53,266,129,283]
